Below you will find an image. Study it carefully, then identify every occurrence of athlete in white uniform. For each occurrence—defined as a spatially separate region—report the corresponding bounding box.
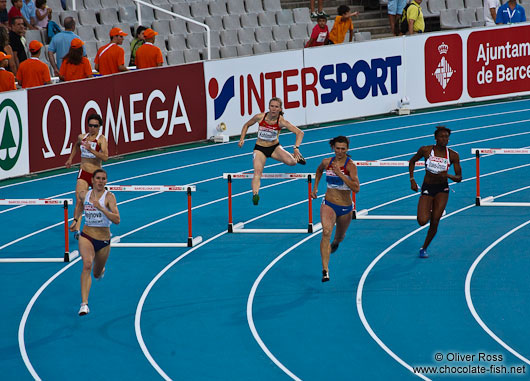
[70,168,120,316]
[312,136,359,282]
[409,126,462,258]
[65,113,109,235]
[239,97,306,205]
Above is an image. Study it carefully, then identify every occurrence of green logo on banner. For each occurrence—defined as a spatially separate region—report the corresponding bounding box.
[0,98,23,171]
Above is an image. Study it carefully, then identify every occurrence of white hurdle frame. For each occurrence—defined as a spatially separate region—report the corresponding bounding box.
[472,148,530,207]
[351,160,425,220]
[0,199,79,263]
[223,173,322,233]
[108,185,202,247]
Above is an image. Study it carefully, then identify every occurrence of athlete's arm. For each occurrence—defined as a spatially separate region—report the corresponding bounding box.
[99,192,120,225]
[238,113,263,148]
[81,136,109,162]
[280,117,304,161]
[409,146,426,192]
[447,150,462,183]
[341,161,359,193]
[69,189,87,231]
[65,134,82,168]
[311,159,327,198]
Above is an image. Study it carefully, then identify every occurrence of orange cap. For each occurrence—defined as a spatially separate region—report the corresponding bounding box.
[143,28,158,39]
[70,38,84,49]
[0,51,12,60]
[29,40,43,53]
[109,27,128,37]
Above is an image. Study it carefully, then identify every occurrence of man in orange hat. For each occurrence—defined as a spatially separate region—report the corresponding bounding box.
[0,51,16,91]
[16,40,51,88]
[134,27,163,69]
[94,26,128,75]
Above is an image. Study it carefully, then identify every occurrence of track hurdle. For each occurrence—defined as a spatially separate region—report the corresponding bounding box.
[472,148,530,207]
[223,173,322,233]
[0,198,79,263]
[351,160,425,220]
[108,185,202,247]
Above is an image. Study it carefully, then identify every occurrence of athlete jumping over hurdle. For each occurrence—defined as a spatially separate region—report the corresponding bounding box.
[238,97,306,205]
[312,136,359,282]
[65,113,109,237]
[409,126,462,258]
[70,169,120,316]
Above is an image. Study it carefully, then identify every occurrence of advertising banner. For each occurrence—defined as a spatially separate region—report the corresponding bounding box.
[0,91,29,181]
[27,63,206,173]
[467,24,530,98]
[204,50,306,138]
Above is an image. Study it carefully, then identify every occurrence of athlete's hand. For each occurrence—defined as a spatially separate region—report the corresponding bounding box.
[331,160,342,176]
[81,140,91,151]
[311,189,318,199]
[65,158,72,168]
[410,178,418,192]
[92,199,102,211]
[69,220,77,231]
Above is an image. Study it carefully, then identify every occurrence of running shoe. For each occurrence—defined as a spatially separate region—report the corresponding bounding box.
[330,242,339,253]
[78,304,90,316]
[252,193,259,205]
[318,11,329,17]
[73,230,80,240]
[322,269,330,282]
[311,12,318,18]
[419,248,428,258]
[297,153,306,165]
[95,268,105,281]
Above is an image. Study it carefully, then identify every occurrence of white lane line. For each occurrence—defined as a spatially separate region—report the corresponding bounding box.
[18,256,82,381]
[2,101,530,191]
[356,184,530,379]
[465,220,530,366]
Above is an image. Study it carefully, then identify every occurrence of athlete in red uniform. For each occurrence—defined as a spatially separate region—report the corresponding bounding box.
[239,97,306,205]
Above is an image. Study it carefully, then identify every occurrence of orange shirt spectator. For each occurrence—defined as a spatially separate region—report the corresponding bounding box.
[94,27,128,76]
[16,40,51,88]
[135,28,163,69]
[59,38,93,81]
[329,5,358,44]
[0,51,15,91]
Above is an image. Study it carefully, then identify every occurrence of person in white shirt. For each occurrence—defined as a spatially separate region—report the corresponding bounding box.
[484,0,500,26]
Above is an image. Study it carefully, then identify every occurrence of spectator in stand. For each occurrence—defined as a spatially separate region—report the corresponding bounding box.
[387,0,406,36]
[0,51,15,91]
[94,26,128,75]
[35,0,51,30]
[496,0,526,24]
[16,40,51,87]
[309,0,327,19]
[8,16,26,65]
[48,17,82,77]
[406,0,424,34]
[134,28,163,69]
[329,5,358,44]
[484,0,500,27]
[129,25,146,66]
[59,38,92,81]
[21,0,37,29]
[0,0,8,26]
[305,14,329,47]
[8,0,23,25]
[0,24,16,72]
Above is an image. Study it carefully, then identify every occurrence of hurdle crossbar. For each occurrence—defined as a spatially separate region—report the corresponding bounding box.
[108,185,202,247]
[223,173,321,233]
[0,198,80,263]
[472,148,530,207]
[351,161,423,220]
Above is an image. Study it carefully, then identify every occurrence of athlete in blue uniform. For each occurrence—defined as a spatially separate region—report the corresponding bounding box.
[312,136,359,282]
[70,169,120,316]
[409,126,461,258]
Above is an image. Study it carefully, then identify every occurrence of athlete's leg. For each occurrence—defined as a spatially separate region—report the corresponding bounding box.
[93,245,110,279]
[271,146,297,166]
[79,236,95,304]
[73,179,89,231]
[252,150,267,196]
[417,195,433,226]
[331,212,352,247]
[320,203,337,274]
[422,192,448,250]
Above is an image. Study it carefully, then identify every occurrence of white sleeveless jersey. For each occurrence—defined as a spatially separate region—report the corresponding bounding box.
[425,147,451,174]
[80,132,102,159]
[84,190,112,227]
